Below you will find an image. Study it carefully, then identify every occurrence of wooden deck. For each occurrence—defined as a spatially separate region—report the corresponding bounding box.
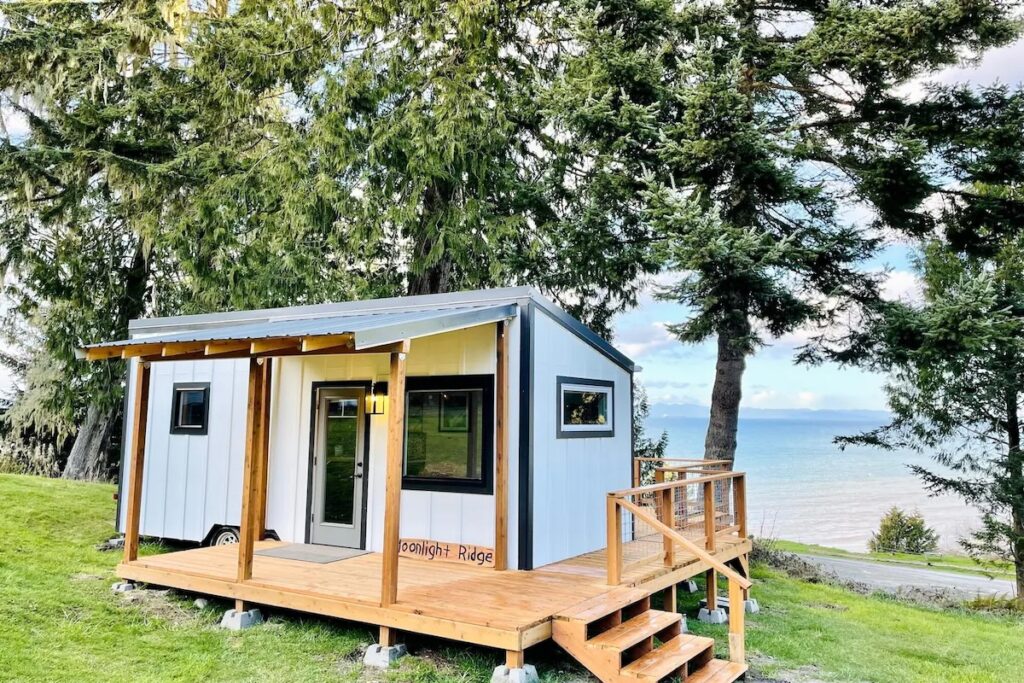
[117,533,751,652]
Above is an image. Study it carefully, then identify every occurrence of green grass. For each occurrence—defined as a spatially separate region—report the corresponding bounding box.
[3,472,1022,682]
[682,568,1024,682]
[772,539,1015,580]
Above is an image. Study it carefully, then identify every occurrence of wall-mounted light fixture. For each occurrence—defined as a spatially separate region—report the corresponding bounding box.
[366,380,385,415]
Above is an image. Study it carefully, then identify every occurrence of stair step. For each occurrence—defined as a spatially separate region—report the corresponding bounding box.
[555,587,650,623]
[686,658,748,683]
[620,634,715,680]
[587,610,680,651]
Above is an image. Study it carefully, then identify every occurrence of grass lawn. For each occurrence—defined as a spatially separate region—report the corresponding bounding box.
[771,539,1015,580]
[3,472,1023,682]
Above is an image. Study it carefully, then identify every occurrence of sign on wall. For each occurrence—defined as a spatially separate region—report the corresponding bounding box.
[398,538,495,568]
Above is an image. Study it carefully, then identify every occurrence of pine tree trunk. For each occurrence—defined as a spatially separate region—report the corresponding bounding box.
[407,181,455,295]
[704,322,750,469]
[62,404,116,481]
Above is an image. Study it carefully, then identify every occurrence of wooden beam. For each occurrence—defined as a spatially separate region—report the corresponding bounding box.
[255,359,272,540]
[606,496,622,585]
[379,625,398,647]
[123,362,151,563]
[705,569,718,610]
[704,481,716,552]
[380,345,408,607]
[729,579,745,664]
[236,358,264,582]
[121,344,163,359]
[663,583,678,613]
[301,334,353,353]
[250,338,300,355]
[494,321,509,571]
[205,340,251,356]
[162,342,206,357]
[506,650,525,669]
[85,346,125,362]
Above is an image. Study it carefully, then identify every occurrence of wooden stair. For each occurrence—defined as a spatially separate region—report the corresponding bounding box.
[553,588,747,683]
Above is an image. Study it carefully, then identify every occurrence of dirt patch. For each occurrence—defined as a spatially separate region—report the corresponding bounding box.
[115,587,210,627]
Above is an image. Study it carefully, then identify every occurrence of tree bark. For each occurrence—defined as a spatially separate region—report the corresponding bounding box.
[704,321,750,468]
[1005,389,1024,600]
[62,404,116,481]
[407,181,456,296]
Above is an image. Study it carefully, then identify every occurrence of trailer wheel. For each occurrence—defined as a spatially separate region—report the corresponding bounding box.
[209,527,240,546]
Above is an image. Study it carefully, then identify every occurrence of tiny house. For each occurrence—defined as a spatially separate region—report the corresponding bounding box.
[83,287,753,682]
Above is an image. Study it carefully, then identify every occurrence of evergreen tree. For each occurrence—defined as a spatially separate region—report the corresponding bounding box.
[830,86,1024,598]
[551,0,1019,466]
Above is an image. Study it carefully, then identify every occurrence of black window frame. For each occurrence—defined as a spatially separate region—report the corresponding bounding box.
[556,376,615,439]
[402,374,494,495]
[169,382,211,436]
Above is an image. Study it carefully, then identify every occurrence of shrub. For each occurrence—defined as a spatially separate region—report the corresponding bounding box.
[869,507,939,555]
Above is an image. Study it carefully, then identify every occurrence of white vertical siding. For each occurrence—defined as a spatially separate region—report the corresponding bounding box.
[121,357,248,542]
[529,310,632,567]
[265,323,509,556]
[123,318,521,563]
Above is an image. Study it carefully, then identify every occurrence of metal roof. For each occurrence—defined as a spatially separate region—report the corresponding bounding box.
[80,287,635,371]
[83,304,517,352]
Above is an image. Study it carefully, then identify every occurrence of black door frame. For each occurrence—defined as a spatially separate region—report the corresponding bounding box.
[305,381,374,548]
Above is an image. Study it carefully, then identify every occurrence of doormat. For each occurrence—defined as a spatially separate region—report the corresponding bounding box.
[255,543,368,564]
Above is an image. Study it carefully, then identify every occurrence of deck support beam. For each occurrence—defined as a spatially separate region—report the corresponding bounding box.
[494,321,509,570]
[237,358,268,583]
[123,361,151,563]
[380,343,409,607]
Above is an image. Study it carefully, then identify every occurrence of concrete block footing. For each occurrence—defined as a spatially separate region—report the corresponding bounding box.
[680,580,699,594]
[491,664,539,683]
[680,615,689,633]
[220,608,263,631]
[363,644,408,668]
[111,581,137,593]
[744,598,760,614]
[698,607,728,624]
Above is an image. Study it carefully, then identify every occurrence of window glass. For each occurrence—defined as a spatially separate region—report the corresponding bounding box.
[562,388,609,426]
[557,378,614,437]
[174,388,208,430]
[404,389,484,481]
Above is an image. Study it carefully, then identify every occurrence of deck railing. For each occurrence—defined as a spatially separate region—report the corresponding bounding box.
[606,471,750,663]
[632,456,732,487]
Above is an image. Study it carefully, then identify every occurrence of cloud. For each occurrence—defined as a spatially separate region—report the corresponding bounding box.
[746,389,824,410]
[613,321,677,358]
[1,103,30,141]
[880,270,923,304]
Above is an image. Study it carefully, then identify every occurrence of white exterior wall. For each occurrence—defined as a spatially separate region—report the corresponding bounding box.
[529,309,632,568]
[264,321,521,566]
[118,357,250,541]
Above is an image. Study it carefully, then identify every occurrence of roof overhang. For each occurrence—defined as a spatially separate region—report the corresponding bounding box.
[78,304,517,362]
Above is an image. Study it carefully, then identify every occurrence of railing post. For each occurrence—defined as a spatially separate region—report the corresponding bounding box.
[703,480,716,552]
[728,579,746,664]
[606,495,622,585]
[633,458,641,487]
[660,488,674,566]
[735,474,747,538]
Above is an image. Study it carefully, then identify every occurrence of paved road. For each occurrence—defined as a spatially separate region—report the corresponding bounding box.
[797,553,1016,598]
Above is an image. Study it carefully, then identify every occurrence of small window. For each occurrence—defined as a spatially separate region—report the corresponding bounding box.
[170,383,210,435]
[557,376,614,438]
[403,375,494,494]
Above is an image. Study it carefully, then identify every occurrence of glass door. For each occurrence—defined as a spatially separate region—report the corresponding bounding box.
[310,387,366,547]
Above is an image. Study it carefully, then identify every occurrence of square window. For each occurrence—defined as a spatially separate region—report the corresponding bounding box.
[170,383,210,435]
[557,377,614,438]
[402,375,493,494]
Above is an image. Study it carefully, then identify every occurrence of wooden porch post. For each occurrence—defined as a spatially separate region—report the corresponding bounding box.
[255,358,273,540]
[380,343,409,608]
[123,361,151,563]
[494,321,509,571]
[237,358,265,583]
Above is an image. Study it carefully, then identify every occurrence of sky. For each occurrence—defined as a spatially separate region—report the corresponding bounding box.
[613,39,1024,411]
[2,37,1022,408]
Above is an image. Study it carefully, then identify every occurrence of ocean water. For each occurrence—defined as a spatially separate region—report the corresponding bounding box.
[647,416,980,552]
